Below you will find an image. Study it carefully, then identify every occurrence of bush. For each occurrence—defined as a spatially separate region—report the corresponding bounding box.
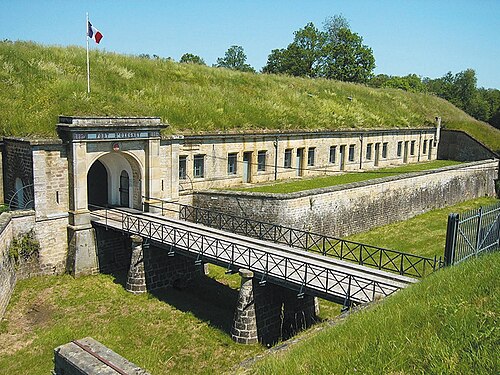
[8,230,40,264]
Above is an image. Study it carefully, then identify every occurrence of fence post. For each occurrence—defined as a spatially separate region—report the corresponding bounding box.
[444,213,459,266]
[474,207,483,257]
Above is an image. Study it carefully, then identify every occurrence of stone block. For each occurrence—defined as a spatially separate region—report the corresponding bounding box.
[54,337,150,375]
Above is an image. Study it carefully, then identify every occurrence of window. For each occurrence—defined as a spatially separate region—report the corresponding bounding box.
[329,146,336,164]
[194,154,205,178]
[410,140,416,155]
[227,153,237,175]
[382,142,388,158]
[366,143,372,160]
[348,144,355,162]
[423,140,428,154]
[284,149,292,168]
[397,141,403,157]
[307,148,315,166]
[257,150,267,171]
[179,155,187,180]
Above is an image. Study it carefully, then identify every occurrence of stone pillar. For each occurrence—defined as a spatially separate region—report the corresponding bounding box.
[67,221,98,277]
[126,235,146,294]
[231,269,258,344]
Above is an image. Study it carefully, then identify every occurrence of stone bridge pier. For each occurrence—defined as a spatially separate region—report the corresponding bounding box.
[231,269,318,346]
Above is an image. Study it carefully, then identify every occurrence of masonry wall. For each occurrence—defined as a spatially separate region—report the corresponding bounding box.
[0,210,39,319]
[193,160,499,238]
[438,129,498,161]
[253,281,317,345]
[174,128,438,192]
[0,213,15,319]
[32,142,70,274]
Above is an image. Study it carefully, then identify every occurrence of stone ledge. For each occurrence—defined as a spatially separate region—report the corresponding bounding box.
[54,337,150,375]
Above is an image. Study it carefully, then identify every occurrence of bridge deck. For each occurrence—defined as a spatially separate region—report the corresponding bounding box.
[91,208,417,305]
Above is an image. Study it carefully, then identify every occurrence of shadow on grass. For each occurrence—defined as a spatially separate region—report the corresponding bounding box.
[148,274,239,335]
[100,267,239,334]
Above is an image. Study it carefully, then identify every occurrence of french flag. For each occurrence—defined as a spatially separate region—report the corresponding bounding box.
[87,21,103,44]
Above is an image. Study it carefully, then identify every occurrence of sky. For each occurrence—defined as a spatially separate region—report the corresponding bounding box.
[1,0,499,89]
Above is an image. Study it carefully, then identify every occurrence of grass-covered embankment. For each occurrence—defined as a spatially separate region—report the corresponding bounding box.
[1,40,499,154]
[238,160,461,194]
[347,196,499,258]
[251,251,500,375]
[0,270,264,375]
[0,198,496,374]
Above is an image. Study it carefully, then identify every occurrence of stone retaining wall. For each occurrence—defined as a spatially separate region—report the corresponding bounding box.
[438,129,498,161]
[193,160,499,238]
[0,213,15,319]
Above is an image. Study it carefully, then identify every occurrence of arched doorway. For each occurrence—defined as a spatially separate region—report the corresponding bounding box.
[119,170,129,207]
[87,152,142,209]
[87,160,109,207]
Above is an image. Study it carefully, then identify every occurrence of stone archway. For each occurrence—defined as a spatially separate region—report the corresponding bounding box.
[87,152,142,210]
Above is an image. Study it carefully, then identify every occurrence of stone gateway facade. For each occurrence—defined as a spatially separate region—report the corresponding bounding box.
[0,115,496,279]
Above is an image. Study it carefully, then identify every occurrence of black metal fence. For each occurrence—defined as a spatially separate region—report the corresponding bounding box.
[142,198,443,278]
[90,206,403,305]
[444,201,500,266]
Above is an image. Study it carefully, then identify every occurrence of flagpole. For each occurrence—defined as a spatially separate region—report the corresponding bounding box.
[86,12,91,94]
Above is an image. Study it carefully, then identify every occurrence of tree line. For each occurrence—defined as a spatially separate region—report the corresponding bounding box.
[172,15,500,129]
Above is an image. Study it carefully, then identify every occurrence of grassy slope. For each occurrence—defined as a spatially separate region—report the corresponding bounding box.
[253,251,500,375]
[0,198,496,374]
[0,270,263,375]
[346,196,499,258]
[1,41,499,153]
[238,160,461,194]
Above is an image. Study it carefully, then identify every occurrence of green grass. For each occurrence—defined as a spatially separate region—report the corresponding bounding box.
[346,196,499,258]
[0,271,263,375]
[0,263,341,375]
[251,251,500,375]
[239,160,462,194]
[1,40,500,154]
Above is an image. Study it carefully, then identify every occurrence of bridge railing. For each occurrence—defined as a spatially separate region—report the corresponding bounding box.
[90,206,404,306]
[141,197,444,278]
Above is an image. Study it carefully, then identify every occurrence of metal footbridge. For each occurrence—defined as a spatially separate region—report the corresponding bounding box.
[90,207,417,306]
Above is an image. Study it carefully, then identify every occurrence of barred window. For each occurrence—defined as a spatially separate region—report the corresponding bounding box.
[382,142,388,158]
[307,148,315,166]
[348,144,355,162]
[284,149,292,168]
[257,150,267,171]
[179,155,187,180]
[366,143,372,160]
[329,146,336,163]
[227,153,237,175]
[194,155,205,178]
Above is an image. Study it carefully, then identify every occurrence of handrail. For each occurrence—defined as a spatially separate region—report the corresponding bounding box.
[90,206,405,305]
[140,196,444,278]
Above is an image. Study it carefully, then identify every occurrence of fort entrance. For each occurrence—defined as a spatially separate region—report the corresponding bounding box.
[87,151,142,209]
[56,116,168,276]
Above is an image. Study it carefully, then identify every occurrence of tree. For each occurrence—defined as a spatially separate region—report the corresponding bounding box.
[262,16,375,83]
[180,53,206,65]
[215,45,255,73]
[263,23,322,77]
[319,27,375,82]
